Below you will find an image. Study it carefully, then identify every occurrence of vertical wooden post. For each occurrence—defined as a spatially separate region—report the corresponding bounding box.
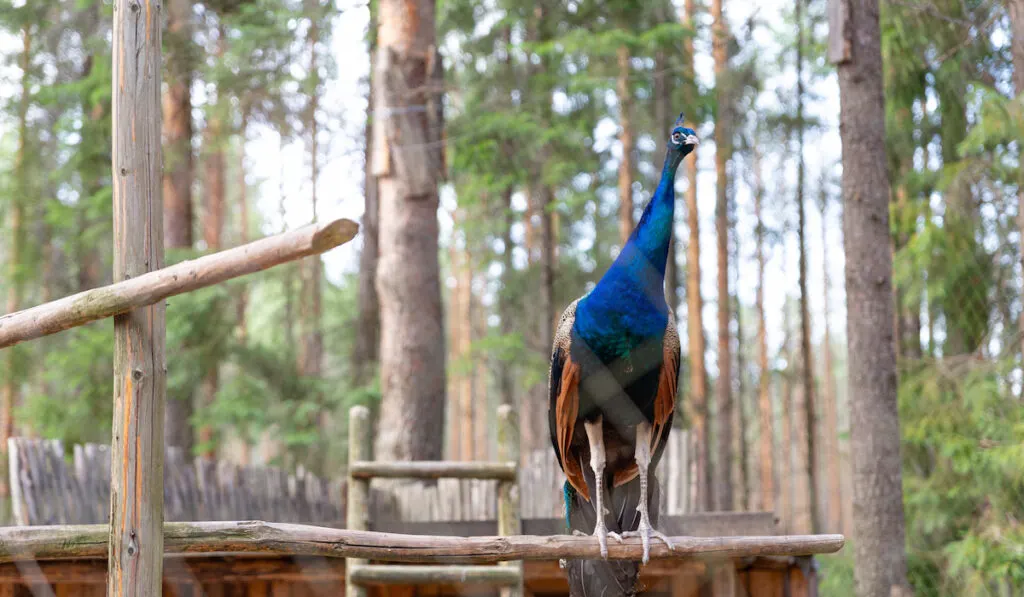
[347,406,371,597]
[108,0,165,595]
[496,405,523,597]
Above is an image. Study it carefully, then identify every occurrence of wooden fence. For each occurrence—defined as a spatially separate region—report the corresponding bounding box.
[6,437,344,526]
[7,430,690,526]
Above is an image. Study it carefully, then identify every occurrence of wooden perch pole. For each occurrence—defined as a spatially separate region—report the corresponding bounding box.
[0,522,846,564]
[349,460,517,480]
[109,0,164,594]
[0,218,358,349]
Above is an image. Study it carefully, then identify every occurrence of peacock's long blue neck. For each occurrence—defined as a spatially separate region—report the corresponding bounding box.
[574,151,683,354]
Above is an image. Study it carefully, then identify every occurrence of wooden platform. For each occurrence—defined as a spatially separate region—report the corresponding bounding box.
[0,553,819,597]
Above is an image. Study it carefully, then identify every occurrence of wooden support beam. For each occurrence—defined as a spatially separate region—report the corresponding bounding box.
[349,461,517,481]
[346,406,371,597]
[108,0,164,594]
[0,219,358,349]
[496,405,523,597]
[0,522,845,564]
[349,565,522,586]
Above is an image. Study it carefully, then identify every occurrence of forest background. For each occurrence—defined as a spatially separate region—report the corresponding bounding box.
[0,0,1021,595]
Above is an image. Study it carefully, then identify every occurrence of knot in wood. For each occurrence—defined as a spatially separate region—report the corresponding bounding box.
[132,369,144,381]
[127,530,138,557]
[129,1,141,12]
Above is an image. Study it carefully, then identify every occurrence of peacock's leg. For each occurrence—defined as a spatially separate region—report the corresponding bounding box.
[583,417,615,558]
[621,421,675,564]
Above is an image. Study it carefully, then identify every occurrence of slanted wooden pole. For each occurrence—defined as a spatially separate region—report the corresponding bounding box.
[496,405,523,597]
[108,0,164,595]
[347,406,371,597]
[0,218,358,349]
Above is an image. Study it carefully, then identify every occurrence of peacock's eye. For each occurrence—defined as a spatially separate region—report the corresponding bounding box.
[671,131,682,144]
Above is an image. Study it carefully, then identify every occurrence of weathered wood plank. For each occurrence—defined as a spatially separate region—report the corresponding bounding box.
[349,461,516,481]
[0,522,845,564]
[108,0,165,595]
[0,219,358,349]
[346,407,371,597]
[349,565,522,586]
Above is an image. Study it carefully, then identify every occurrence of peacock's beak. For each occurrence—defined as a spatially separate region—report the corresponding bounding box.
[684,134,699,146]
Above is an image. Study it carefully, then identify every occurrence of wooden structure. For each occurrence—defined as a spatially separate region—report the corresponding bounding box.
[0,3,844,596]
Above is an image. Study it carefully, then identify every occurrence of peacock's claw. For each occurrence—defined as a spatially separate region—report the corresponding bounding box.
[593,521,610,558]
[571,529,588,537]
[608,531,624,543]
[621,525,675,565]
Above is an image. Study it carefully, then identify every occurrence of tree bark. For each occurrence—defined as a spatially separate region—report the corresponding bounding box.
[792,0,818,535]
[820,183,843,534]
[109,0,166,591]
[236,109,250,342]
[163,0,195,456]
[711,0,733,512]
[732,234,748,511]
[652,50,679,318]
[617,45,635,246]
[199,25,227,460]
[458,238,474,461]
[1009,0,1024,366]
[299,14,324,381]
[680,0,710,513]
[753,146,774,514]
[353,19,381,388]
[835,0,913,592]
[373,0,447,461]
[499,187,516,410]
[1,25,32,516]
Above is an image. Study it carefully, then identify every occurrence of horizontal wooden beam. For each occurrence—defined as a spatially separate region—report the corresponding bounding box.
[349,565,522,586]
[349,461,517,480]
[0,521,844,564]
[0,219,359,349]
[369,512,779,538]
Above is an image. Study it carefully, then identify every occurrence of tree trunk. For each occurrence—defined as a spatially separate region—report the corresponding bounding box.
[299,14,324,381]
[353,19,380,388]
[373,0,447,461]
[835,0,913,591]
[236,109,250,342]
[198,25,227,460]
[499,187,516,409]
[792,0,818,534]
[458,241,474,462]
[820,182,843,534]
[654,50,679,316]
[446,241,463,461]
[711,0,732,512]
[1,25,32,515]
[753,146,774,514]
[779,324,793,534]
[732,236,748,511]
[617,44,635,246]
[163,0,195,455]
[1009,0,1024,366]
[681,0,710,512]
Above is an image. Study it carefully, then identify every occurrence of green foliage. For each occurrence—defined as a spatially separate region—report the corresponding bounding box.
[899,358,1024,595]
[22,323,114,445]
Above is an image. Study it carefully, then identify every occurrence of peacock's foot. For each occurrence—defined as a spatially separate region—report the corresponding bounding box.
[571,529,588,537]
[621,525,675,564]
[593,521,611,558]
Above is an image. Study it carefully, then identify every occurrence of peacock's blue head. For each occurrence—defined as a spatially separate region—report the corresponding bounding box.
[668,112,699,160]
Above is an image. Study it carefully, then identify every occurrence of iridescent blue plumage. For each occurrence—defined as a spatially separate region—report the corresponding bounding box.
[547,112,698,597]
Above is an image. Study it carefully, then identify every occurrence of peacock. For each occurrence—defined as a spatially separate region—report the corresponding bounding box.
[548,112,698,596]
